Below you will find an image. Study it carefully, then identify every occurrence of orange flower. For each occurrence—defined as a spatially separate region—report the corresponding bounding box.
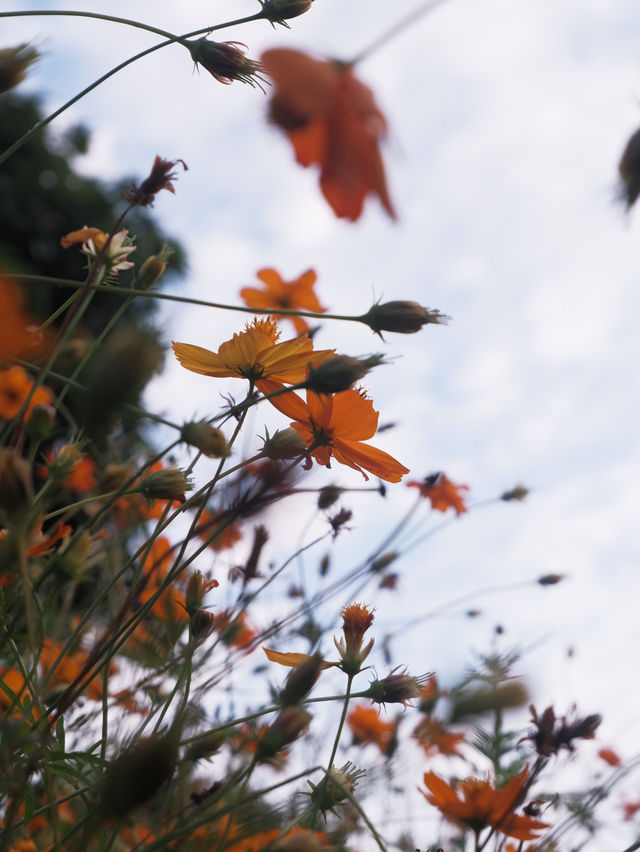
[240,268,327,334]
[421,769,549,842]
[262,49,395,221]
[173,316,333,387]
[408,472,469,514]
[216,609,257,651]
[261,380,409,482]
[0,276,46,362]
[40,639,116,702]
[414,717,465,758]
[598,747,622,767]
[195,509,243,552]
[347,704,397,755]
[0,667,39,721]
[0,366,53,421]
[138,537,188,624]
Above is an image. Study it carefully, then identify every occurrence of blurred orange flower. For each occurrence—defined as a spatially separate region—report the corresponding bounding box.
[421,768,549,841]
[598,747,622,767]
[0,276,46,362]
[347,704,397,755]
[414,717,465,758]
[260,381,409,482]
[0,366,53,421]
[0,667,39,721]
[195,509,243,552]
[262,49,395,222]
[240,268,327,334]
[215,609,257,651]
[40,638,116,702]
[173,316,333,388]
[138,536,188,624]
[408,472,469,514]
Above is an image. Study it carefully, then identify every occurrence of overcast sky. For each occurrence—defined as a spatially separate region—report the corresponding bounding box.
[4,0,640,846]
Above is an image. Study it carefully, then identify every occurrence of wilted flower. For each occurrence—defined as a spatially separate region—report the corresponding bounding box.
[188,39,264,87]
[123,156,187,207]
[262,49,395,221]
[360,300,449,336]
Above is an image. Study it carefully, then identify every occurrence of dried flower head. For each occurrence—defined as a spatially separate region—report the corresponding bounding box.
[0,43,39,93]
[123,156,187,207]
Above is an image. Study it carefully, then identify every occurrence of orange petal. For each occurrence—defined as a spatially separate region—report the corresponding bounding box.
[263,648,336,669]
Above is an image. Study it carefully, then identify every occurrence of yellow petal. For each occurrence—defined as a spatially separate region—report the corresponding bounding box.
[263,647,336,669]
[172,342,231,378]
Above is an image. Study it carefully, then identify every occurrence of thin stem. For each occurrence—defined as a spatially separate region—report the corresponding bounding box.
[327,674,354,770]
[0,10,184,43]
[349,0,450,66]
[0,13,265,166]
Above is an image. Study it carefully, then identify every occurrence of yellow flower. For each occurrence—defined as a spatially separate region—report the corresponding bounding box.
[172,317,333,387]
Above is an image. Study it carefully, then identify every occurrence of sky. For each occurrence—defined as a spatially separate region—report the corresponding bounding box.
[4,0,640,846]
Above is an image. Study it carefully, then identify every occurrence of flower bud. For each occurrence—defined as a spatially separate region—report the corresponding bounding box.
[185,730,227,762]
[137,244,172,289]
[360,301,449,336]
[501,484,529,502]
[47,444,81,482]
[305,354,385,395]
[185,570,218,615]
[256,707,311,762]
[260,0,313,23]
[365,669,430,707]
[261,427,307,460]
[369,552,397,574]
[307,763,365,817]
[100,462,134,493]
[190,608,216,642]
[26,404,56,441]
[188,39,263,87]
[138,467,193,503]
[0,449,33,521]
[0,44,39,93]
[537,573,564,586]
[317,484,342,510]
[278,651,324,706]
[182,420,230,458]
[618,126,640,210]
[101,733,178,818]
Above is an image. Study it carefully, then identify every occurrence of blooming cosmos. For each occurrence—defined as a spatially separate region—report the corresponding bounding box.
[172,317,333,390]
[260,379,409,482]
[261,48,395,222]
[239,268,327,334]
[421,768,549,842]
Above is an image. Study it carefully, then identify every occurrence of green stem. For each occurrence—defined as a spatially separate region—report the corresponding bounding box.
[327,674,354,770]
[0,13,265,166]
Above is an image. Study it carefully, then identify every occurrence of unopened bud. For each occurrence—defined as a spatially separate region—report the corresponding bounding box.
[537,573,564,586]
[185,730,227,762]
[450,681,529,722]
[0,449,33,521]
[501,484,529,502]
[360,301,449,336]
[0,44,39,93]
[26,404,56,440]
[318,484,342,510]
[101,733,178,818]
[138,467,193,502]
[369,552,397,574]
[256,707,311,761]
[100,462,134,493]
[260,0,313,23]
[279,651,324,706]
[619,126,640,210]
[190,608,216,642]
[188,39,263,87]
[261,427,307,460]
[185,570,219,615]
[138,244,172,288]
[48,444,81,482]
[305,355,385,395]
[182,420,230,458]
[365,669,430,707]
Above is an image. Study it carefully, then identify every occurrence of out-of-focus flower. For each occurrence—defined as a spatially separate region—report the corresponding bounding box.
[138,467,192,503]
[0,43,39,93]
[623,797,640,821]
[260,381,409,482]
[137,536,188,624]
[307,762,365,818]
[188,39,264,87]
[240,268,326,334]
[181,420,230,458]
[598,747,622,767]
[408,472,469,514]
[278,651,325,705]
[347,704,397,755]
[0,366,53,422]
[501,483,529,502]
[525,705,601,758]
[61,226,136,275]
[26,519,72,558]
[360,300,449,336]
[101,732,178,818]
[261,48,395,221]
[0,276,47,362]
[195,509,243,551]
[305,354,385,395]
[260,426,307,460]
[123,156,187,207]
[0,667,39,721]
[40,638,116,702]
[414,717,465,758]
[421,768,549,842]
[173,317,333,388]
[365,667,430,707]
[137,244,172,288]
[215,609,257,650]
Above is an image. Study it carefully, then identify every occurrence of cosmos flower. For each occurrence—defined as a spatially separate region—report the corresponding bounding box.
[0,276,47,362]
[260,379,409,482]
[0,366,53,421]
[240,268,327,334]
[407,472,469,514]
[347,704,397,755]
[172,317,333,388]
[261,48,395,221]
[421,768,549,842]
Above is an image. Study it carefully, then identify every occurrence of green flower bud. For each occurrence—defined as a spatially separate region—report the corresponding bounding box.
[305,354,385,395]
[360,301,449,336]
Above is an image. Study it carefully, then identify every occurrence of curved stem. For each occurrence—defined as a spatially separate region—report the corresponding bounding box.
[0,12,265,166]
[0,9,185,42]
